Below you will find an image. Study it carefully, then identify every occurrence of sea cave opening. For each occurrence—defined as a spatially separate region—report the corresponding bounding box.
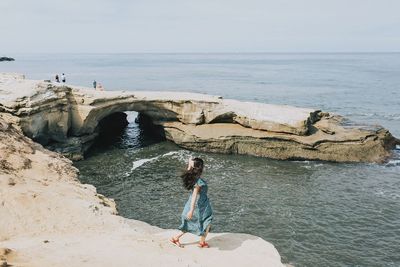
[86,111,166,157]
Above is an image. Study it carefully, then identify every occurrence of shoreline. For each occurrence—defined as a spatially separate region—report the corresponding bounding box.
[1,72,399,266]
[0,114,285,267]
[0,74,285,266]
[1,73,397,163]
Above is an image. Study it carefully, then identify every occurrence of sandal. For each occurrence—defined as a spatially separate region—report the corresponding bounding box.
[198,241,210,248]
[170,238,184,248]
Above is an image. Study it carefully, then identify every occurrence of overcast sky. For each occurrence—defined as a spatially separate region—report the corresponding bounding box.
[1,0,399,53]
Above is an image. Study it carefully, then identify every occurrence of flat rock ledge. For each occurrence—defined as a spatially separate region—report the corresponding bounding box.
[0,115,285,267]
[0,73,398,162]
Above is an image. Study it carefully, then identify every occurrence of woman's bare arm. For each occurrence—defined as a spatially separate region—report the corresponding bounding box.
[186,185,200,220]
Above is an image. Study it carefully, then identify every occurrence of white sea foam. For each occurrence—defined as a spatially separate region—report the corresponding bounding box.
[130,157,159,170]
[160,150,180,157]
[166,150,192,162]
[385,159,400,167]
[293,160,311,163]
[125,151,183,177]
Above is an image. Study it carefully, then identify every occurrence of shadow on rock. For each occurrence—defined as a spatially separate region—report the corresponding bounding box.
[208,233,258,251]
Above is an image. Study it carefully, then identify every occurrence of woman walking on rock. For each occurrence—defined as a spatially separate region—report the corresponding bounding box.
[171,157,213,248]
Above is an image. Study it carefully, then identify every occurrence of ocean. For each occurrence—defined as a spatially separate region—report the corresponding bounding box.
[1,53,399,266]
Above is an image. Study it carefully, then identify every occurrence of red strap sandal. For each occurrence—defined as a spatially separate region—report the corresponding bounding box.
[170,238,184,248]
[198,241,210,248]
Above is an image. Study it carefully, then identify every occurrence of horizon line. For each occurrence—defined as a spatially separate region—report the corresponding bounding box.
[3,51,400,56]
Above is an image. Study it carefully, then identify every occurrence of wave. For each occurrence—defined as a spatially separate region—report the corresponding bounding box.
[130,156,160,171]
[124,150,188,177]
[386,159,400,167]
[344,112,400,121]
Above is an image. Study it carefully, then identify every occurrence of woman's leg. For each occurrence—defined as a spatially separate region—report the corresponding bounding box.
[173,231,185,241]
[171,231,185,248]
[200,225,211,243]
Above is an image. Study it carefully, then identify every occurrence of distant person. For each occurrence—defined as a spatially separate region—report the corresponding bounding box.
[97,83,104,91]
[93,80,97,89]
[55,74,60,83]
[170,157,213,248]
[61,73,66,83]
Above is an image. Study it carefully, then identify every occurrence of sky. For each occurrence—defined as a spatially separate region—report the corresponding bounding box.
[1,0,399,53]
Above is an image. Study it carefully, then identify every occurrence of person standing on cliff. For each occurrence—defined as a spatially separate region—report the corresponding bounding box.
[93,80,97,89]
[97,83,104,91]
[55,74,59,83]
[170,157,213,248]
[61,73,66,83]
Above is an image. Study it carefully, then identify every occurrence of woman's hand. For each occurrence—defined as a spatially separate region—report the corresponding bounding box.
[187,156,194,170]
[186,209,194,220]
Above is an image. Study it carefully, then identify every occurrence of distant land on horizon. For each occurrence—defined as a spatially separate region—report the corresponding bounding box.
[0,56,15,61]
[3,51,400,55]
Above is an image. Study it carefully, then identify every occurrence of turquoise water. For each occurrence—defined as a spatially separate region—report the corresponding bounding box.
[2,53,400,266]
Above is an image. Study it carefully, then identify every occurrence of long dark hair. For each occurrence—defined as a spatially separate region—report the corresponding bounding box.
[181,157,204,190]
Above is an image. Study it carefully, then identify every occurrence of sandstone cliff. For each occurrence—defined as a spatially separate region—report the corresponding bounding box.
[0,114,284,267]
[0,73,398,163]
[1,72,398,266]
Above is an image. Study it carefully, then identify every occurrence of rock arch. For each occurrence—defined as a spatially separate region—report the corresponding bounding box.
[1,75,398,162]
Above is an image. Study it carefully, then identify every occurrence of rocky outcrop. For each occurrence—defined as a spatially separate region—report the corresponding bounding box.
[0,57,14,62]
[0,73,398,162]
[0,115,284,267]
[161,119,397,162]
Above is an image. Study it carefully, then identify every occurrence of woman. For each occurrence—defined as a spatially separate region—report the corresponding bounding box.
[170,157,213,248]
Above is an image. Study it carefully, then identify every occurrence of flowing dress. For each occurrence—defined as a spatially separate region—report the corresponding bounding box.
[178,178,213,236]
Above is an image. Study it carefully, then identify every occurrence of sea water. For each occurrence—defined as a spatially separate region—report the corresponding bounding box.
[2,53,400,266]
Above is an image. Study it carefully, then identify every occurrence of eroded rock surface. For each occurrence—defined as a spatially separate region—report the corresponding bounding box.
[0,73,398,162]
[0,116,284,267]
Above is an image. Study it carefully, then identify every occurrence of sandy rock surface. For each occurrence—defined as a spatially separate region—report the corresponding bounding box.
[0,116,284,267]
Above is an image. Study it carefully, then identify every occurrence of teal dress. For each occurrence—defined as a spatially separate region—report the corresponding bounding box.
[178,178,213,236]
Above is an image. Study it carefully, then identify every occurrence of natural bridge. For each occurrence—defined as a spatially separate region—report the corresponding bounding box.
[1,73,398,162]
